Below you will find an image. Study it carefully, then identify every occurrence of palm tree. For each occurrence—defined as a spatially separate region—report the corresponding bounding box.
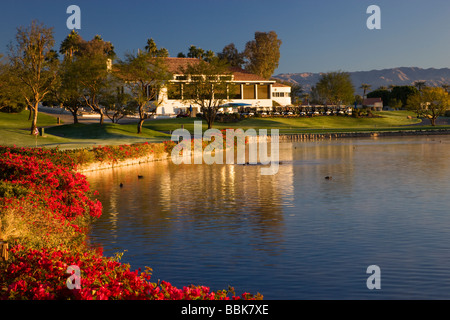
[145,38,158,55]
[59,30,82,59]
[360,83,371,107]
[414,80,426,92]
[360,83,371,97]
[302,93,310,105]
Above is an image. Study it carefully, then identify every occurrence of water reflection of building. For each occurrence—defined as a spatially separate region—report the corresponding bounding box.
[84,145,295,254]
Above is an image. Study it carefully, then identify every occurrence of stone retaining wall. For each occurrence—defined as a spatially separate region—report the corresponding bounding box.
[76,153,171,173]
[76,129,450,172]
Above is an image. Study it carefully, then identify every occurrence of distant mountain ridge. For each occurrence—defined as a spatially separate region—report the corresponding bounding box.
[273,67,450,95]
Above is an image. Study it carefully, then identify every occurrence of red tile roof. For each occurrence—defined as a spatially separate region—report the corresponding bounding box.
[162,57,272,82]
[363,97,383,105]
[228,67,271,82]
[164,57,201,73]
[272,82,291,87]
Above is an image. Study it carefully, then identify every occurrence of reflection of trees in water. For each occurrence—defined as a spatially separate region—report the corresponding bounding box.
[84,148,295,254]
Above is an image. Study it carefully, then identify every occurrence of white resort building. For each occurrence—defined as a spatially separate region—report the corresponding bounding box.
[271,83,292,107]
[152,58,291,116]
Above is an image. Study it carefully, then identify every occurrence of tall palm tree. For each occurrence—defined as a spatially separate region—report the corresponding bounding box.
[302,93,310,105]
[59,30,82,60]
[414,80,426,92]
[360,83,371,98]
[360,83,371,106]
[145,38,158,55]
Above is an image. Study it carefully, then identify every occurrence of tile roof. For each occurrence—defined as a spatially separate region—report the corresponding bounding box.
[272,82,291,87]
[363,97,383,105]
[228,67,272,82]
[164,57,201,73]
[162,57,273,82]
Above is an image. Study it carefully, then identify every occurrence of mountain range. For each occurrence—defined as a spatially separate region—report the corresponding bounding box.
[273,67,450,95]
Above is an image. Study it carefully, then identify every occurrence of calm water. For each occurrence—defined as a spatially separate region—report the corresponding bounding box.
[86,135,450,299]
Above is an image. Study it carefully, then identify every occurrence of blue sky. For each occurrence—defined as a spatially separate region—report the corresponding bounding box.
[1,0,450,74]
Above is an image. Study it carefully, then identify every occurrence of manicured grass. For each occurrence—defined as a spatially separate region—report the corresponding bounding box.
[0,128,70,148]
[143,111,435,134]
[143,117,207,133]
[0,111,71,147]
[46,122,170,141]
[0,110,61,129]
[0,111,171,149]
[1,110,449,149]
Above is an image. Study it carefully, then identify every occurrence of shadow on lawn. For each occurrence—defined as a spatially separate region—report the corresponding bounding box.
[46,123,168,140]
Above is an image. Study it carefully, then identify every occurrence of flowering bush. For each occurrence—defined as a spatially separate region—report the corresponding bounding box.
[0,146,262,300]
[0,150,102,222]
[0,244,261,300]
[0,146,76,168]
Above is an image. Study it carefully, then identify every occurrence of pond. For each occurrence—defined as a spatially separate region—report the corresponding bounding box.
[86,135,450,299]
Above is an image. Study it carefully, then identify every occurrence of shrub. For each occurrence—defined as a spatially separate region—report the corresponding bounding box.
[0,146,262,300]
[0,181,29,198]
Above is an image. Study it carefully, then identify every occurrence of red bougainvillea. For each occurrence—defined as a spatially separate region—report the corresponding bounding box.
[1,244,259,300]
[0,146,262,300]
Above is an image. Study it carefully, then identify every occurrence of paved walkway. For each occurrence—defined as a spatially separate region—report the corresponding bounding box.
[40,107,141,125]
[410,117,450,126]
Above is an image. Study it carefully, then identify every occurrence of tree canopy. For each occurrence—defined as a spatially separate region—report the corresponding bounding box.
[314,71,355,106]
[116,51,171,133]
[59,29,82,59]
[0,56,26,113]
[176,45,217,62]
[244,31,282,79]
[145,38,169,57]
[178,57,233,129]
[406,86,449,126]
[367,85,419,108]
[7,20,58,134]
[218,43,245,69]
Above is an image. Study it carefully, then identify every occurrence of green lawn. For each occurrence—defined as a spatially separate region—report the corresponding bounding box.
[0,110,448,149]
[0,111,70,147]
[0,111,170,149]
[0,110,61,129]
[143,111,434,134]
[46,122,170,141]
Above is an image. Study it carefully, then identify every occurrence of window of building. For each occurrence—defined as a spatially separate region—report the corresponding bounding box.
[229,84,241,99]
[146,85,159,101]
[183,83,197,100]
[167,83,182,100]
[243,84,256,99]
[257,84,270,99]
[273,92,288,98]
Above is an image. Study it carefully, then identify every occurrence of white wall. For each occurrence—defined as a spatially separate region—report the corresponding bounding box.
[156,86,273,115]
[272,86,291,106]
